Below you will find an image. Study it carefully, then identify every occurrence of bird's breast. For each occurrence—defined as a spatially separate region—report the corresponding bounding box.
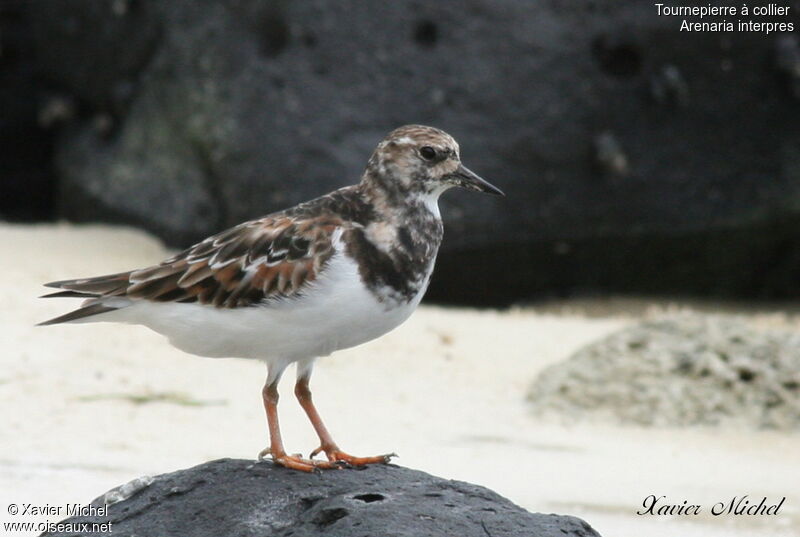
[344,211,442,307]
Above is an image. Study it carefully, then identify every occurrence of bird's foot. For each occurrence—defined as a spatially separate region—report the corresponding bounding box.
[310,445,396,466]
[258,447,342,473]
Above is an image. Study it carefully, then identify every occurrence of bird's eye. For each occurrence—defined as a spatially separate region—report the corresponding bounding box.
[420,146,437,161]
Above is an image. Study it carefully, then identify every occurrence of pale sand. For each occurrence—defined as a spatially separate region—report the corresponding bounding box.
[1,223,798,537]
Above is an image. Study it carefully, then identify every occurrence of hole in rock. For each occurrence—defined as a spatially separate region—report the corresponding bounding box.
[413,20,438,47]
[258,11,290,57]
[592,36,642,77]
[737,368,756,382]
[353,493,385,503]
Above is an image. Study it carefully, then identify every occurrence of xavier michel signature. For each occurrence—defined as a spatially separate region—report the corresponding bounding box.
[638,495,786,516]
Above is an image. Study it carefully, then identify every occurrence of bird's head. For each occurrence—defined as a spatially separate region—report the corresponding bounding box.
[363,125,504,200]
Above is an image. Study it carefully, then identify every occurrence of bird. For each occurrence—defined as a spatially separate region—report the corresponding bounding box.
[39,125,504,472]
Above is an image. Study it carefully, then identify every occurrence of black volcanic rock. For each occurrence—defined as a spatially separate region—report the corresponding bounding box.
[41,459,601,537]
[8,1,800,304]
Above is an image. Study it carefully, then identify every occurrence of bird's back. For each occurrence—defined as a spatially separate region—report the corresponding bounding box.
[39,184,442,360]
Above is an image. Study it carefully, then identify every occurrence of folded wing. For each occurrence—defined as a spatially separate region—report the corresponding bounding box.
[40,214,344,325]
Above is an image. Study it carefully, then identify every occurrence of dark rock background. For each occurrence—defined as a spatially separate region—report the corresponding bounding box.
[3,0,800,305]
[42,458,602,537]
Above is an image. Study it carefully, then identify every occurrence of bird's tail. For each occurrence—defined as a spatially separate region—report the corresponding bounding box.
[38,272,132,326]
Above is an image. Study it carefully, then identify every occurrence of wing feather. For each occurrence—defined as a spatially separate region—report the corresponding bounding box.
[43,215,345,309]
[127,215,343,307]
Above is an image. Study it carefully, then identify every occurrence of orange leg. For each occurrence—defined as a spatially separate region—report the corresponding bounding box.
[259,378,340,472]
[295,375,395,466]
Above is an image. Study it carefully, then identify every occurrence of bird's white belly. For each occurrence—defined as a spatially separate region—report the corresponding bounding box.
[108,251,427,362]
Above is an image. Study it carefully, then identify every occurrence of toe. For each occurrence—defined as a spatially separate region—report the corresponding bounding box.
[273,454,341,472]
[330,451,396,466]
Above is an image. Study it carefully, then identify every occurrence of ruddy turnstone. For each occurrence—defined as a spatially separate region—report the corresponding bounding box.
[40,125,503,472]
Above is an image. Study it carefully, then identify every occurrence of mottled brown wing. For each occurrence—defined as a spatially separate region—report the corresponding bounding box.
[121,215,343,308]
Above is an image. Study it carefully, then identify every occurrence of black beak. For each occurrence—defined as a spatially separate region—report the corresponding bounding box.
[449,164,504,196]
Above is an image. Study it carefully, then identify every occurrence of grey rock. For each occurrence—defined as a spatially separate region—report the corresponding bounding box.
[40,459,601,537]
[528,316,800,429]
[14,0,800,303]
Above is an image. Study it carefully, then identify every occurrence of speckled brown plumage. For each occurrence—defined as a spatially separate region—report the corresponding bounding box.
[40,124,503,473]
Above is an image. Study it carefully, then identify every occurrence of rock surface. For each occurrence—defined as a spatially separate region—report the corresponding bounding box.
[528,316,800,429]
[42,459,600,537]
[6,1,800,304]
